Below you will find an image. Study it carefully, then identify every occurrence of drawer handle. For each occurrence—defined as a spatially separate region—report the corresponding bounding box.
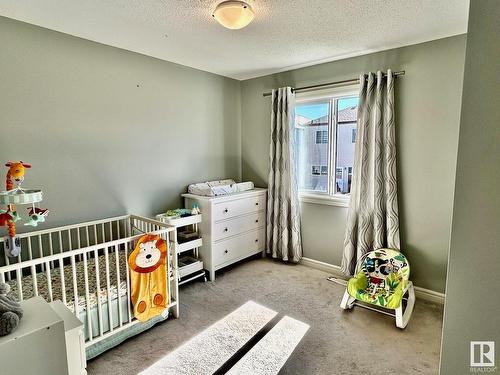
[224,227,228,232]
[224,208,228,213]
[255,202,259,206]
[255,219,259,223]
[255,239,258,243]
[224,250,228,254]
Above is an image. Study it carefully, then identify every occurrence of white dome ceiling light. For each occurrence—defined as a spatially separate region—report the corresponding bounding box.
[212,1,254,30]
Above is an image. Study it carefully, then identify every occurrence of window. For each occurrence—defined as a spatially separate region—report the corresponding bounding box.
[315,130,328,144]
[311,165,327,176]
[295,90,358,197]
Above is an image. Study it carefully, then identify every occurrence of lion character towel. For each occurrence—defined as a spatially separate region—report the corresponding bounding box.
[128,234,168,321]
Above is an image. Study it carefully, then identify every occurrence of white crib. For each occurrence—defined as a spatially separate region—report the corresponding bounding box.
[0,214,178,359]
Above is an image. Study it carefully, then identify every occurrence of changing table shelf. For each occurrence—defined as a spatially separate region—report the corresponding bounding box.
[155,213,206,285]
[177,238,203,254]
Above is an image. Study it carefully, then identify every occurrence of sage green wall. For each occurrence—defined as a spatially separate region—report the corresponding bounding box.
[440,0,500,372]
[0,16,241,229]
[241,35,466,293]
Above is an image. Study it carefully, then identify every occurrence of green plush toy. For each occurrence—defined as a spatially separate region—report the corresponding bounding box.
[0,282,23,336]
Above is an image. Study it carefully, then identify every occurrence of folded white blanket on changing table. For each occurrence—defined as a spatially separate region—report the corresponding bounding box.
[188,180,254,197]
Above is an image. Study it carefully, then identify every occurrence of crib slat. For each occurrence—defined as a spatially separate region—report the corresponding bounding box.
[114,245,123,327]
[128,218,132,238]
[48,233,54,270]
[45,261,53,302]
[38,235,43,258]
[30,265,38,297]
[16,269,23,300]
[28,237,33,261]
[167,234,172,305]
[104,247,113,333]
[48,233,53,256]
[94,225,98,246]
[60,258,67,305]
[82,252,93,341]
[58,231,63,253]
[70,255,79,313]
[68,229,72,250]
[4,252,11,281]
[77,229,83,262]
[125,242,132,323]
[38,235,45,272]
[94,249,104,337]
[0,272,4,284]
[86,226,90,247]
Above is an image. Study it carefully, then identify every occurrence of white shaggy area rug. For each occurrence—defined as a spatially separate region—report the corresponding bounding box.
[226,316,309,375]
[139,301,277,375]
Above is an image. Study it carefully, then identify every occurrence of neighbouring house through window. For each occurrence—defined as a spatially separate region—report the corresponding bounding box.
[311,165,328,176]
[295,88,359,196]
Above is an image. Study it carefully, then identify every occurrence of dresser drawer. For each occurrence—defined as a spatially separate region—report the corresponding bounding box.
[213,211,266,241]
[213,194,266,221]
[213,229,265,266]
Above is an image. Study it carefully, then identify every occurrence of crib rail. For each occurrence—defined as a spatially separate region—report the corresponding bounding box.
[0,215,178,348]
[0,215,132,267]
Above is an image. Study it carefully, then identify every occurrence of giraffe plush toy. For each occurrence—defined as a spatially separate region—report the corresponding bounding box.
[5,161,31,190]
[3,162,31,238]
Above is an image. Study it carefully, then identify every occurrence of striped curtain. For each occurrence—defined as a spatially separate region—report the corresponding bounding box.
[267,87,302,262]
[341,70,400,275]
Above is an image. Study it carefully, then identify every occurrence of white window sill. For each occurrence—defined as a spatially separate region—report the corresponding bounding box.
[298,192,350,207]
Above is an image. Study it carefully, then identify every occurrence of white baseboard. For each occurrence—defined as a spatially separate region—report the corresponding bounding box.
[299,257,445,305]
[413,286,445,305]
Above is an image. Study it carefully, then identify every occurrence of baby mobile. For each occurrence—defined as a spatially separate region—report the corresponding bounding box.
[0,161,49,257]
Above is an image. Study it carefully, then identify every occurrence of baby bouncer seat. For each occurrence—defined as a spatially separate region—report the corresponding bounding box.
[340,248,415,328]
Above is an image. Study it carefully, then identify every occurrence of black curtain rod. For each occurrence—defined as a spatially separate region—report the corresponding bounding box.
[262,70,405,97]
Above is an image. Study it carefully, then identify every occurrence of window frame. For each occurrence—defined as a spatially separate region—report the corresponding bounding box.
[295,85,359,207]
[315,130,328,144]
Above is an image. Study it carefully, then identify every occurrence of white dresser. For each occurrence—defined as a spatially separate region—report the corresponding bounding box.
[182,188,267,281]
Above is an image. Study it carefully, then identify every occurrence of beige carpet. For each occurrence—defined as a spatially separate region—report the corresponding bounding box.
[87,257,443,375]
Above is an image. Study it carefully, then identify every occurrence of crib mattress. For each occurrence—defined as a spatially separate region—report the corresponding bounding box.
[7,251,130,313]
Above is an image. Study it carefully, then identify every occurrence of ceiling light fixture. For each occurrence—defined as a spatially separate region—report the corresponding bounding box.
[212,1,254,30]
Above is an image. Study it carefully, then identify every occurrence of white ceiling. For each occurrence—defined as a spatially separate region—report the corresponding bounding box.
[0,0,469,80]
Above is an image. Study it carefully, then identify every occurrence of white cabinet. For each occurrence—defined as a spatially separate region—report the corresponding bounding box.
[182,189,267,281]
[50,300,87,375]
[0,296,69,375]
